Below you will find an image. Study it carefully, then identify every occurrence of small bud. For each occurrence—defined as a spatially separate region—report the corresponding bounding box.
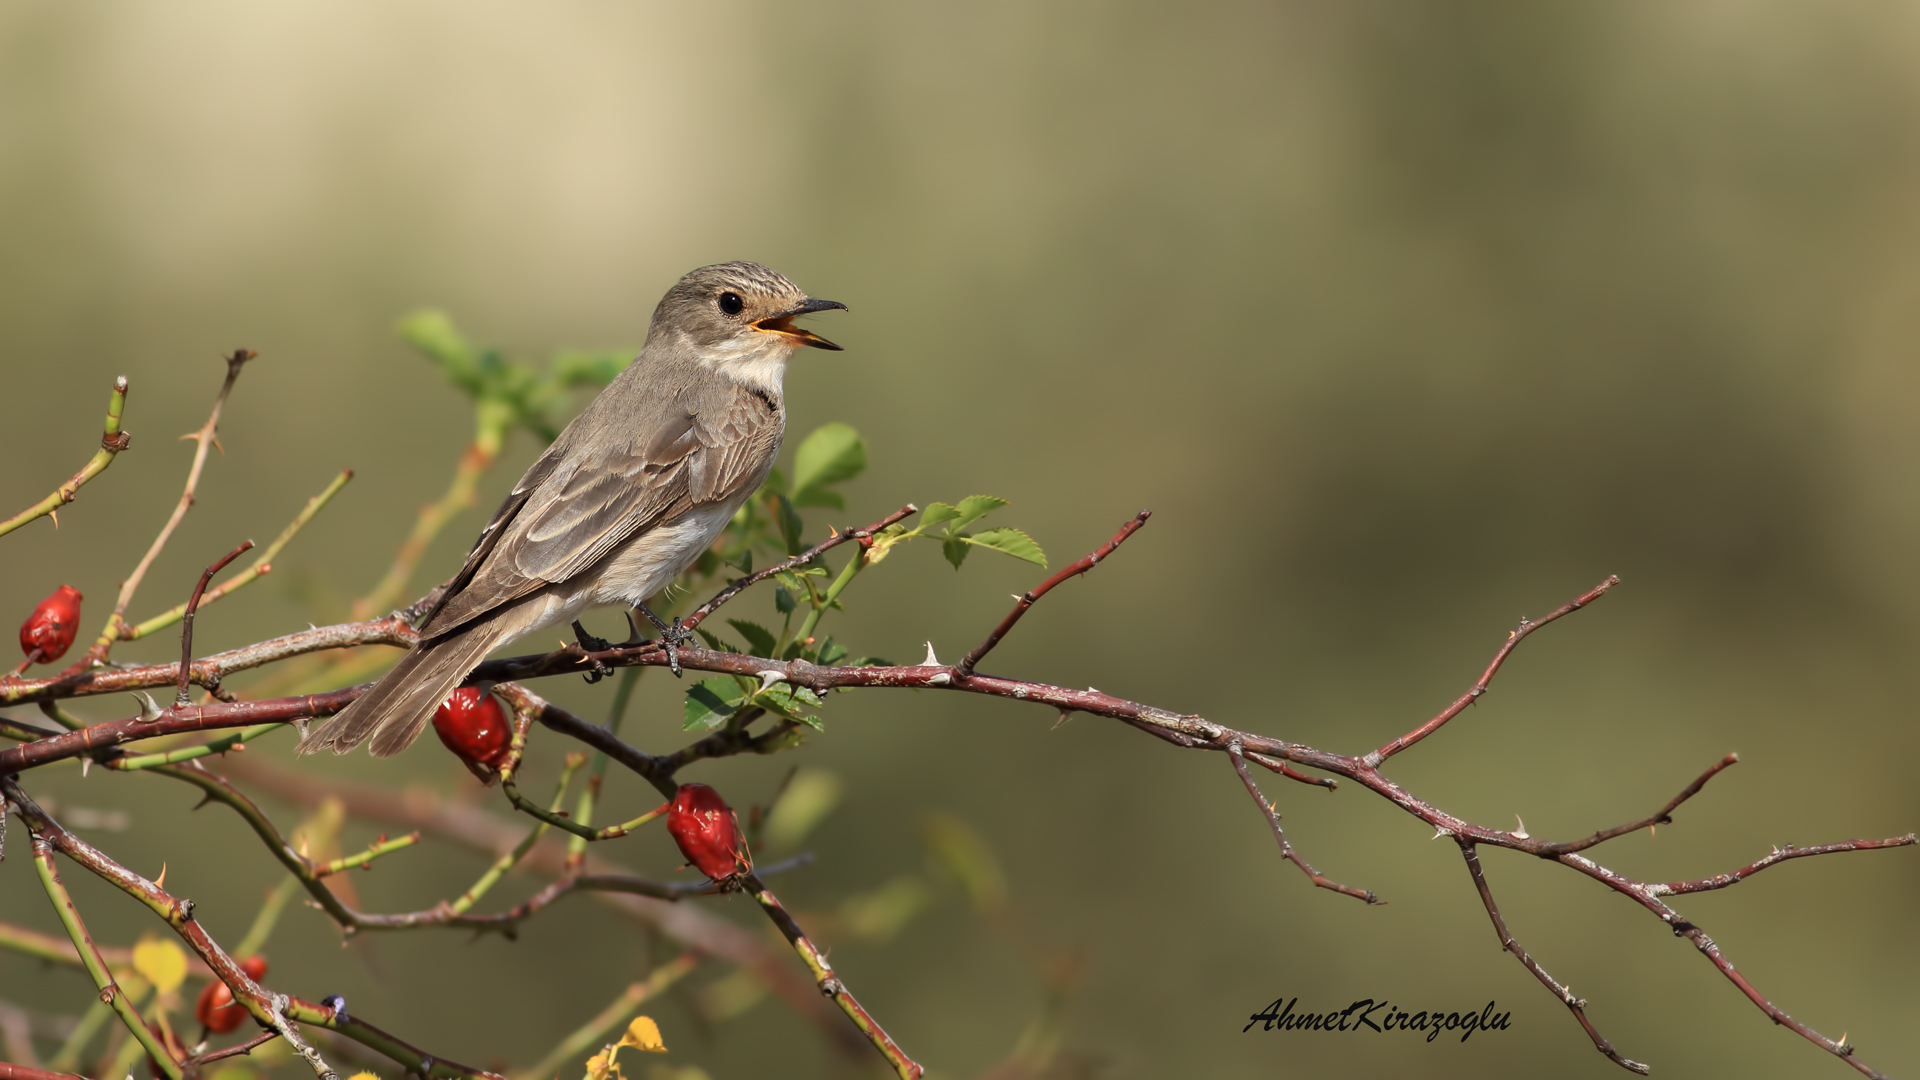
[432,688,511,781]
[667,783,752,883]
[19,585,83,664]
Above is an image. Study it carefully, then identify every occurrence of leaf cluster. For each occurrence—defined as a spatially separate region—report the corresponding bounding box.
[397,309,635,443]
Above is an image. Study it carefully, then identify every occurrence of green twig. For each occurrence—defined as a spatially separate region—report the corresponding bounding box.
[233,876,303,959]
[0,376,130,539]
[567,666,643,869]
[459,756,583,913]
[123,469,353,640]
[792,550,866,649]
[108,723,285,771]
[47,994,120,1073]
[317,832,422,877]
[502,780,667,843]
[29,834,181,1080]
[511,952,701,1080]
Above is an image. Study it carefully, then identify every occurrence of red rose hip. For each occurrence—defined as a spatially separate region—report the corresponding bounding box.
[667,783,752,882]
[19,585,82,664]
[194,955,268,1034]
[433,687,511,780]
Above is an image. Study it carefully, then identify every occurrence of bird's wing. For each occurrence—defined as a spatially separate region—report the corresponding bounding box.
[418,379,779,637]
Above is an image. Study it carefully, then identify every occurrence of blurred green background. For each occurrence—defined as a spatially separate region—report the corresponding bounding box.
[3,2,1918,1078]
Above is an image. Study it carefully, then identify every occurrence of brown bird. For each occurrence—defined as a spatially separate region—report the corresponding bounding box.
[300,262,844,757]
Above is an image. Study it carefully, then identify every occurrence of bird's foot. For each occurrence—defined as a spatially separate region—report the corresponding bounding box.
[571,621,614,684]
[631,603,691,678]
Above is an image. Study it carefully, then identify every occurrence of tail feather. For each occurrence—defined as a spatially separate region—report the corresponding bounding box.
[299,625,507,758]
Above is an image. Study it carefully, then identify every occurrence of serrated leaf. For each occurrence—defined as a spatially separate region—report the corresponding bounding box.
[693,628,738,653]
[790,423,867,503]
[919,502,961,528]
[967,526,1048,567]
[951,495,1009,532]
[753,684,825,730]
[774,585,797,614]
[943,534,971,570]
[727,619,778,657]
[683,679,744,730]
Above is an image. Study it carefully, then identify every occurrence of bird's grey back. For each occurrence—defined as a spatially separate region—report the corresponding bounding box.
[418,337,782,638]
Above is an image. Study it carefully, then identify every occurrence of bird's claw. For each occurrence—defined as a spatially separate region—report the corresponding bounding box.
[658,618,691,678]
[631,603,691,678]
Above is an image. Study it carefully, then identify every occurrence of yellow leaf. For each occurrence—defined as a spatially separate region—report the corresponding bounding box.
[616,1016,667,1054]
[345,1073,382,1080]
[583,1052,616,1080]
[131,937,188,995]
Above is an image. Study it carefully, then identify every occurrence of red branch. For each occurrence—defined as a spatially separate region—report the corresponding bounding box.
[1367,575,1619,765]
[3,548,1910,1076]
[177,539,255,706]
[955,510,1150,677]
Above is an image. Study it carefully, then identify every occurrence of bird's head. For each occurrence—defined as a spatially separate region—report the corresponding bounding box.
[652,262,846,360]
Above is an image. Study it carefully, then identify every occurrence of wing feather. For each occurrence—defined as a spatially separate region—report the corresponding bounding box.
[418,379,778,638]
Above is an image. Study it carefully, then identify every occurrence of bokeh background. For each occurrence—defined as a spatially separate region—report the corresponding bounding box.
[3,2,1918,1078]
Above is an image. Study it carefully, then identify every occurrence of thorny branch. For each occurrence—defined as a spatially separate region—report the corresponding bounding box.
[1,395,1911,1077]
[73,350,255,670]
[4,779,506,1080]
[0,376,131,540]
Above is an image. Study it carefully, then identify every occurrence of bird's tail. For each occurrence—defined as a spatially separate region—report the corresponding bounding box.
[298,623,509,758]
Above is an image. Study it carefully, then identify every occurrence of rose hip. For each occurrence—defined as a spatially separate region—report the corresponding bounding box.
[433,687,511,780]
[667,783,752,883]
[194,955,268,1034]
[19,585,82,664]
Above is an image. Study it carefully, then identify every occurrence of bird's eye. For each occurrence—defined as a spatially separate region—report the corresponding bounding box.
[718,292,745,316]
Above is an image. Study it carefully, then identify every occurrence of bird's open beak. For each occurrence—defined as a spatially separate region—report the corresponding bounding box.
[754,297,847,351]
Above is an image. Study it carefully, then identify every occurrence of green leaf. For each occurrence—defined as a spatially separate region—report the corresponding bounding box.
[921,814,1009,916]
[397,310,479,391]
[753,684,824,730]
[790,423,867,503]
[943,534,971,570]
[763,769,843,849]
[775,494,804,555]
[816,637,848,666]
[774,585,797,614]
[951,495,1008,532]
[850,656,894,667]
[548,348,635,388]
[792,487,845,510]
[967,527,1048,568]
[728,619,778,657]
[693,628,738,653]
[919,502,960,528]
[683,678,744,730]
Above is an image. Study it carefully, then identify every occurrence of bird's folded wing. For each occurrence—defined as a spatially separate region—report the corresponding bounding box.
[418,382,778,638]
